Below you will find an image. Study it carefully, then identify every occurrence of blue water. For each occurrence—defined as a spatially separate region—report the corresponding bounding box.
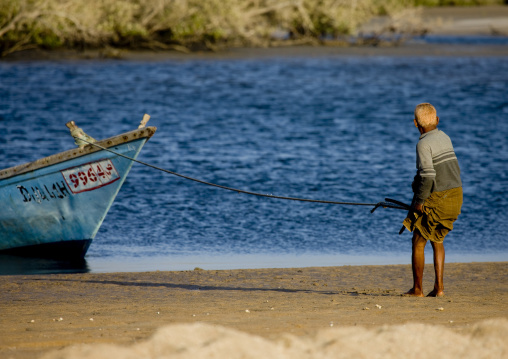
[1,52,507,273]
[416,35,508,45]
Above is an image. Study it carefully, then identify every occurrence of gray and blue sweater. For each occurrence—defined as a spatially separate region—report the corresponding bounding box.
[413,129,462,204]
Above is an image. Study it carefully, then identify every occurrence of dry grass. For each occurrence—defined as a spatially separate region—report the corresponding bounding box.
[0,0,503,57]
[414,0,502,5]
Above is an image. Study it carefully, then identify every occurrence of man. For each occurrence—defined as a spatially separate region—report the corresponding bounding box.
[403,103,463,297]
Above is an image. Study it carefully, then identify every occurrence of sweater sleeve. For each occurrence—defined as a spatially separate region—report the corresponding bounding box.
[414,141,435,204]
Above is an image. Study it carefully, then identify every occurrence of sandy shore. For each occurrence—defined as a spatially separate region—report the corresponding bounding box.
[1,262,506,358]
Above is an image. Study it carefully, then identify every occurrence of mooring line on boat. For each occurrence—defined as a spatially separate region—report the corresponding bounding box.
[76,137,409,213]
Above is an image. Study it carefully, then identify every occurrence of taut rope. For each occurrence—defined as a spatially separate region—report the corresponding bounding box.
[76,137,409,213]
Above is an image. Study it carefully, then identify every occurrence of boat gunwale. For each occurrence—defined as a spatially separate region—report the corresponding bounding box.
[0,126,157,181]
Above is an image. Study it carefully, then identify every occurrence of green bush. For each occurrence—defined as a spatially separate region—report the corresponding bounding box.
[0,0,505,57]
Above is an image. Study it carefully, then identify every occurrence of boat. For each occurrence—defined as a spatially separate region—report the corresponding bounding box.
[0,115,156,259]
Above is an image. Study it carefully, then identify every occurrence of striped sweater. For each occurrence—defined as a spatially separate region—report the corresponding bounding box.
[413,129,462,204]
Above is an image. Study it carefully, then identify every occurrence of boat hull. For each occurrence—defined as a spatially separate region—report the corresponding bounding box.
[1,239,92,259]
[0,127,155,259]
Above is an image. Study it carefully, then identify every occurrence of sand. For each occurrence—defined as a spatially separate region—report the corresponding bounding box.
[0,262,507,358]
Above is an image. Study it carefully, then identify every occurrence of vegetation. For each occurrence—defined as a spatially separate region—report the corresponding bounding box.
[0,0,504,57]
[414,0,502,5]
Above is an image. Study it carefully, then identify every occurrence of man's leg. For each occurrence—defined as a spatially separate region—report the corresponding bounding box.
[406,230,427,297]
[427,240,445,297]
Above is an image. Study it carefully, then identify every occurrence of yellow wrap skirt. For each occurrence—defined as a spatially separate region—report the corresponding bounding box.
[402,187,463,243]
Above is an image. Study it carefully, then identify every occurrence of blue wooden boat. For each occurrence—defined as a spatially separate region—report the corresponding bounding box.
[0,117,156,259]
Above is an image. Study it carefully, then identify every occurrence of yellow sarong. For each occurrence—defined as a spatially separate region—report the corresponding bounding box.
[402,187,463,243]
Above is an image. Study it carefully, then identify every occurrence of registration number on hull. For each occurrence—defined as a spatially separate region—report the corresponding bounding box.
[61,159,120,194]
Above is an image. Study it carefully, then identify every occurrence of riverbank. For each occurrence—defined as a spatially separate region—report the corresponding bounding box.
[1,262,506,358]
[2,6,508,61]
[4,42,508,62]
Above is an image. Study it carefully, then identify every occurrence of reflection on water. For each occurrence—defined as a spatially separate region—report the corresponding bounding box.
[0,255,89,275]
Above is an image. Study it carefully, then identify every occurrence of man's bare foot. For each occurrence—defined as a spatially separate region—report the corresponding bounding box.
[426,289,445,297]
[403,288,424,297]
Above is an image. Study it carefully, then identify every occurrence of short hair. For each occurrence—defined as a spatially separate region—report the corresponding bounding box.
[414,103,438,128]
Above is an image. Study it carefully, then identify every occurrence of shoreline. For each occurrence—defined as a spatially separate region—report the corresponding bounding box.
[2,6,508,62]
[2,251,507,276]
[2,41,508,63]
[1,261,506,358]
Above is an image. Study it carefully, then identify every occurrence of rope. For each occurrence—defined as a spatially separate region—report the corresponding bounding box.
[76,137,409,212]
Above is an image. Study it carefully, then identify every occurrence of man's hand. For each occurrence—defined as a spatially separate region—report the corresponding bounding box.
[414,203,424,213]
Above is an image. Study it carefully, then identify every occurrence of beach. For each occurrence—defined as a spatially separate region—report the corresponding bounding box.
[1,262,507,358]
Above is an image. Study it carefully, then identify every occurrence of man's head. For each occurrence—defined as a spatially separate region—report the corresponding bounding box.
[414,103,438,128]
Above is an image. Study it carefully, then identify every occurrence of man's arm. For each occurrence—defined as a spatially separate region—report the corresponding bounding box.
[414,141,435,209]
[414,202,424,213]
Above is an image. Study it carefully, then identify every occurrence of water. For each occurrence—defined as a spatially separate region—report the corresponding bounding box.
[415,35,508,45]
[1,51,507,273]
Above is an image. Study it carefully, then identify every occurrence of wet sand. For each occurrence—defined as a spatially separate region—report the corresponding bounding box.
[0,262,506,358]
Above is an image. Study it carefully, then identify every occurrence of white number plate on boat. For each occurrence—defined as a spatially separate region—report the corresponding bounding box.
[61,159,120,194]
